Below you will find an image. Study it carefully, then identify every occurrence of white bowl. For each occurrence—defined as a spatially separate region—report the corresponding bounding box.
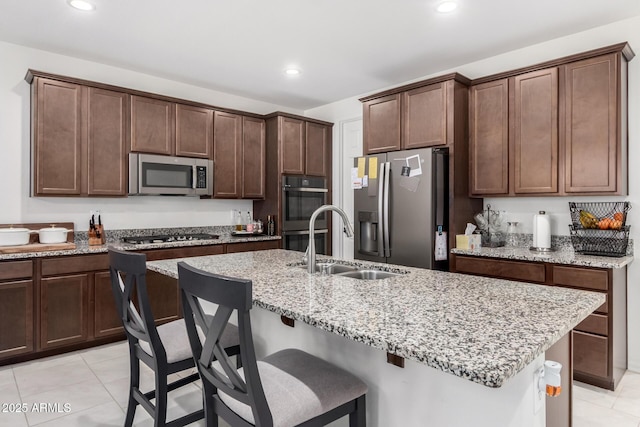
[0,227,33,246]
[38,226,71,244]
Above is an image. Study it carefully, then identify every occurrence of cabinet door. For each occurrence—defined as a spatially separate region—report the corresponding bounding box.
[403,83,447,149]
[86,88,129,196]
[512,68,559,194]
[40,274,89,349]
[363,94,401,154]
[280,116,306,174]
[0,280,33,358]
[242,116,266,198]
[33,78,83,195]
[213,111,242,198]
[305,122,330,177]
[93,271,123,338]
[564,54,618,193]
[131,95,175,155]
[146,271,181,324]
[176,104,213,159]
[470,79,509,195]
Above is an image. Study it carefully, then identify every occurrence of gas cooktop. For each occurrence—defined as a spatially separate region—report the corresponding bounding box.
[122,233,219,245]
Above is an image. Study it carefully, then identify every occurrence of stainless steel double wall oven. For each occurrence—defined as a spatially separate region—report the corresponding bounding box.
[281,175,329,254]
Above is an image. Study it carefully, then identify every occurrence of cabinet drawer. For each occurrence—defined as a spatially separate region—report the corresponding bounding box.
[454,256,546,283]
[573,330,608,378]
[552,265,608,291]
[41,254,109,277]
[143,245,224,261]
[575,313,608,336]
[0,260,33,281]
[596,295,608,314]
[226,240,280,253]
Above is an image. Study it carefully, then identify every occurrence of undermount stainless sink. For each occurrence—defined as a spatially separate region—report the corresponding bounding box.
[296,262,405,280]
[299,263,359,274]
[335,269,402,280]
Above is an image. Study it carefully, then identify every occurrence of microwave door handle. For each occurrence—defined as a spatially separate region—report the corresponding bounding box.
[192,165,197,189]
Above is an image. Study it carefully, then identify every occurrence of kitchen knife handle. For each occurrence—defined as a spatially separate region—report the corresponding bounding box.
[383,162,391,257]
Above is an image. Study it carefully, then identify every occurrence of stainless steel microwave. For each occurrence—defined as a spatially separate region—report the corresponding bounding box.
[129,153,213,196]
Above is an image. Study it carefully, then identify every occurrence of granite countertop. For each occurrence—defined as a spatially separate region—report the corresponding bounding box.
[451,246,633,269]
[0,229,281,261]
[146,249,604,388]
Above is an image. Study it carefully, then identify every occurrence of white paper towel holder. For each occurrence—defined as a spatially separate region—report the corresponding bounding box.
[530,210,556,252]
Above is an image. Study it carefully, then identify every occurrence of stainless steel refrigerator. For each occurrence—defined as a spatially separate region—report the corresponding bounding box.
[354,147,448,270]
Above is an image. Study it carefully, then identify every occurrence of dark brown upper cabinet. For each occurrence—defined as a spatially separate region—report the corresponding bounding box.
[175,104,213,159]
[272,115,331,177]
[511,68,559,194]
[213,111,265,199]
[241,116,266,198]
[86,87,129,196]
[361,76,469,155]
[30,76,129,197]
[280,116,306,174]
[469,43,633,197]
[469,79,509,195]
[305,121,330,177]
[402,82,447,149]
[32,78,83,196]
[130,95,175,156]
[564,54,619,193]
[362,94,401,154]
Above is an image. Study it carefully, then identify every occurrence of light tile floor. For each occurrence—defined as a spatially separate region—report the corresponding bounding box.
[0,341,638,426]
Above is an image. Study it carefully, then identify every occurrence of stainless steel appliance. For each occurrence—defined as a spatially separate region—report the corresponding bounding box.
[354,147,448,270]
[281,229,328,254]
[129,153,213,196]
[281,175,329,254]
[122,233,218,245]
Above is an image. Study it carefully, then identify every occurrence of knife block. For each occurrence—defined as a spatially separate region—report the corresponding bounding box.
[89,225,106,246]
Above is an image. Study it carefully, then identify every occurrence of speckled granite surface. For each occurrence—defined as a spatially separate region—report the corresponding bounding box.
[451,246,633,269]
[147,249,604,388]
[0,225,280,261]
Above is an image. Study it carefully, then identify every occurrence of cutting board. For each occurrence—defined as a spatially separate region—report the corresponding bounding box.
[0,221,76,254]
[0,242,77,254]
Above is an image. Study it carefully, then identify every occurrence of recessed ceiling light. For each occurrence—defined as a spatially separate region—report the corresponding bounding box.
[284,67,301,76]
[68,0,95,11]
[436,1,457,13]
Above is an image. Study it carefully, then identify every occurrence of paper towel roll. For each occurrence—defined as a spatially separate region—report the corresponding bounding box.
[532,211,551,249]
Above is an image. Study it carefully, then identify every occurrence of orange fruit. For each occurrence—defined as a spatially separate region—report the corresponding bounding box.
[613,212,624,222]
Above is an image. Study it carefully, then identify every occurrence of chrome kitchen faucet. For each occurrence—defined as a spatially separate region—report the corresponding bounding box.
[306,205,354,274]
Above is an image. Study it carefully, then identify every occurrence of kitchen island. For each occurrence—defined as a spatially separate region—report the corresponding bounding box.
[147,249,604,427]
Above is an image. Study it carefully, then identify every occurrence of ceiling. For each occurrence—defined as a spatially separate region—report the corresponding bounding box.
[1,0,639,110]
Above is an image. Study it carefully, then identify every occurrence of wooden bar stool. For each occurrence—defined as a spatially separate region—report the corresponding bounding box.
[108,249,241,427]
[178,261,367,427]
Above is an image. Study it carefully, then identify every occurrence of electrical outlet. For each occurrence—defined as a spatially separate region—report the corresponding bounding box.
[533,366,544,414]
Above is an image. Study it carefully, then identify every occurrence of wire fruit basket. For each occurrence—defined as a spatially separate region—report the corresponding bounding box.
[569,202,630,230]
[569,225,630,257]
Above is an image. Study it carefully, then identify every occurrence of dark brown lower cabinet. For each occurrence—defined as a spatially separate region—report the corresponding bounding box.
[40,274,89,350]
[0,279,33,358]
[226,240,280,253]
[93,271,123,338]
[452,254,626,390]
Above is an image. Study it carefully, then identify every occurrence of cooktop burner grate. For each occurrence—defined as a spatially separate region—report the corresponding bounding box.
[122,233,219,245]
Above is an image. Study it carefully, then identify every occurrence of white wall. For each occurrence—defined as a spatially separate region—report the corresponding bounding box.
[0,40,302,230]
[306,15,640,371]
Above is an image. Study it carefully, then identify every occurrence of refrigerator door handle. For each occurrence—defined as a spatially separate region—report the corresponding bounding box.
[383,161,391,257]
[377,161,385,257]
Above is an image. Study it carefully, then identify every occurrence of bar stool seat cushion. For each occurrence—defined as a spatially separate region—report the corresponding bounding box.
[218,348,367,427]
[140,319,239,364]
